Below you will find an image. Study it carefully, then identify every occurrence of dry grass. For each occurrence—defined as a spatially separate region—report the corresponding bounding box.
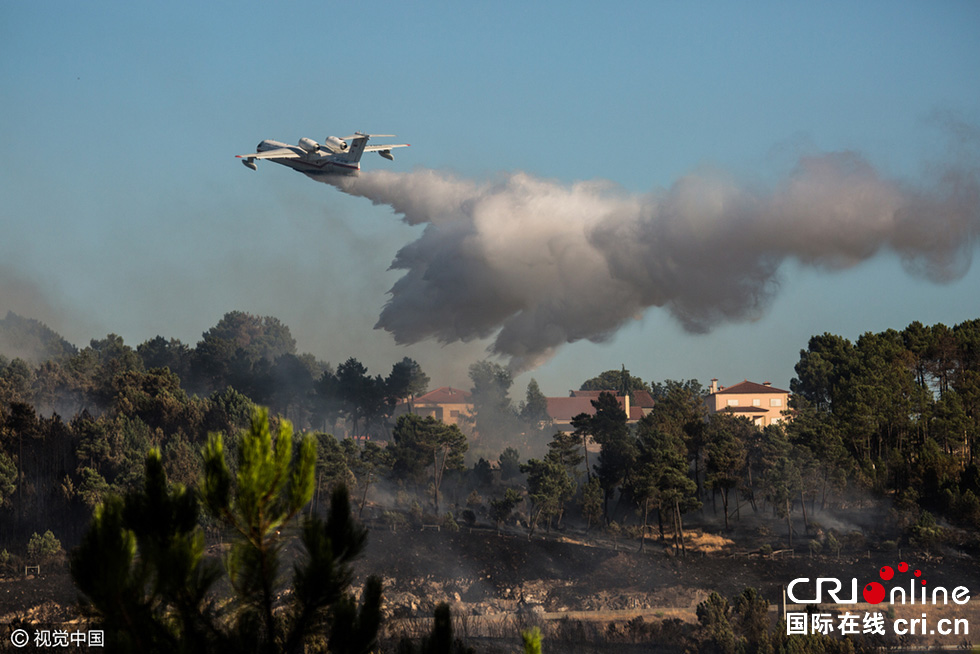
[683,529,734,554]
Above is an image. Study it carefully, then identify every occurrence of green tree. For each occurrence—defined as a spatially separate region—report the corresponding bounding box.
[468,360,519,444]
[312,366,344,433]
[731,587,771,654]
[644,380,706,499]
[72,426,381,654]
[26,529,62,563]
[349,440,393,517]
[489,488,523,532]
[909,509,946,551]
[783,400,851,511]
[389,414,468,512]
[312,433,357,505]
[498,446,521,480]
[191,312,297,395]
[581,476,603,531]
[705,414,749,530]
[201,312,296,363]
[696,592,736,654]
[580,367,650,396]
[111,367,202,437]
[267,353,315,424]
[519,378,551,429]
[0,358,34,404]
[76,466,111,509]
[137,336,193,382]
[546,429,585,479]
[574,392,636,521]
[0,449,16,507]
[0,311,77,364]
[791,332,855,413]
[520,457,573,537]
[521,627,543,654]
[202,408,314,641]
[206,386,256,439]
[631,417,699,552]
[71,448,222,653]
[385,357,430,414]
[762,455,802,547]
[202,407,381,653]
[335,358,387,437]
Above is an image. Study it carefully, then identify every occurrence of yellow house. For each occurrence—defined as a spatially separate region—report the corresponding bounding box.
[704,379,790,427]
[393,386,474,428]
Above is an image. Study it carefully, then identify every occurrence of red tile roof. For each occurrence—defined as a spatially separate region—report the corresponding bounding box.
[712,380,789,395]
[570,389,655,408]
[632,390,656,408]
[414,386,472,404]
[569,390,608,398]
[547,395,636,422]
[547,397,598,421]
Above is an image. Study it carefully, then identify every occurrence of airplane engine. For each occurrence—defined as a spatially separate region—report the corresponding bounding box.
[378,149,394,161]
[323,136,348,152]
[298,137,320,153]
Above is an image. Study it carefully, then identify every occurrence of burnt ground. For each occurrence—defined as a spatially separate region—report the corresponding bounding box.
[0,570,82,625]
[355,526,980,618]
[3,525,980,649]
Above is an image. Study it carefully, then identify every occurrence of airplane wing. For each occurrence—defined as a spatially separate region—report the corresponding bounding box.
[236,148,302,160]
[363,144,410,152]
[343,133,396,140]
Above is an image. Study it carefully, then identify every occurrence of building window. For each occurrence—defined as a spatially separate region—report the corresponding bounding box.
[450,410,460,418]
[770,398,783,407]
[727,399,739,407]
[753,399,761,407]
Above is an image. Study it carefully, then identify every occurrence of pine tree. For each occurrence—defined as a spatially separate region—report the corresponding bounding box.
[72,408,382,654]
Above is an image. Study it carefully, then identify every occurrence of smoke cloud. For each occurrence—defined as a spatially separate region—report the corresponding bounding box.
[318,138,980,372]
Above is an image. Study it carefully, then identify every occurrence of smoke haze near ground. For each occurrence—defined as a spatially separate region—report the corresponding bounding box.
[318,134,980,372]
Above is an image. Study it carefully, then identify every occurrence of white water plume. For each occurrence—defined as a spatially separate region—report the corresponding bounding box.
[318,135,980,372]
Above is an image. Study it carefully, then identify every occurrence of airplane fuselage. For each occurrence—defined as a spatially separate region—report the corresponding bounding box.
[254,140,361,176]
[239,132,407,175]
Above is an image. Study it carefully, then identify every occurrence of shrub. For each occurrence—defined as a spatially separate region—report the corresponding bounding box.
[382,510,408,532]
[910,510,946,551]
[27,530,62,563]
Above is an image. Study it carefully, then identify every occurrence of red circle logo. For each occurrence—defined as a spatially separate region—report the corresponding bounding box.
[863,582,886,604]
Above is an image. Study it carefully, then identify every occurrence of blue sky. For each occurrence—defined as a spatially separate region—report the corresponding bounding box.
[2,2,979,396]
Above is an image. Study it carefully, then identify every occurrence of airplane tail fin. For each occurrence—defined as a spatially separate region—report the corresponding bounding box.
[335,133,398,165]
[336,132,373,165]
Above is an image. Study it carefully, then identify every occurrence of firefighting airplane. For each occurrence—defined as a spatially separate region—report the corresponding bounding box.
[236,132,409,176]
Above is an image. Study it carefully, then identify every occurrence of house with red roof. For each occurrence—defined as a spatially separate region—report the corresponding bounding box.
[392,385,659,435]
[704,379,790,427]
[392,386,473,428]
[546,389,656,431]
